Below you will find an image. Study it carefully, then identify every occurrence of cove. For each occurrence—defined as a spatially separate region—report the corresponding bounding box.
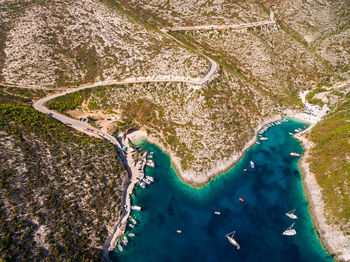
[110,119,333,262]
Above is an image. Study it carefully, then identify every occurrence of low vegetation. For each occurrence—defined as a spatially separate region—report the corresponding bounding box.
[307,89,350,231]
[0,99,127,260]
[305,87,328,107]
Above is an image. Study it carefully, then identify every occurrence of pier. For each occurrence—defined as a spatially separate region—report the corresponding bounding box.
[108,149,147,252]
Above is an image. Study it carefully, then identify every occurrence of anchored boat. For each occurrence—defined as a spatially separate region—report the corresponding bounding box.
[285,209,298,219]
[226,231,240,250]
[250,161,255,168]
[282,222,297,236]
[214,211,221,215]
[290,152,300,157]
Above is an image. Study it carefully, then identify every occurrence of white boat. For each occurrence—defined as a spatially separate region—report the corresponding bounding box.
[289,132,294,135]
[122,236,128,246]
[214,211,221,215]
[285,209,298,219]
[226,231,240,250]
[146,160,155,168]
[138,181,146,188]
[176,230,182,234]
[282,222,297,236]
[290,152,300,157]
[250,161,255,168]
[129,217,137,224]
[146,176,154,182]
[260,137,268,141]
[128,233,135,237]
[131,205,141,212]
[129,223,134,228]
[143,178,151,185]
[118,244,123,252]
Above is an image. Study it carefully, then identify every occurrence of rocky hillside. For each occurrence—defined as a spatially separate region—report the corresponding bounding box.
[43,0,350,184]
[46,67,281,184]
[0,90,128,260]
[307,88,350,231]
[117,0,269,26]
[0,0,208,87]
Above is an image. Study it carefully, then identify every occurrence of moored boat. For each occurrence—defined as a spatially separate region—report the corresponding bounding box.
[285,209,298,219]
[129,217,137,224]
[131,205,141,212]
[122,236,128,246]
[143,178,151,185]
[129,223,134,228]
[226,231,240,250]
[146,160,155,168]
[128,233,135,237]
[138,181,146,188]
[118,244,123,252]
[146,175,154,182]
[282,222,297,236]
[260,137,268,141]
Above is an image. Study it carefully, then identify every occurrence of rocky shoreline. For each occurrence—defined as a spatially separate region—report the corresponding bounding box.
[296,132,350,262]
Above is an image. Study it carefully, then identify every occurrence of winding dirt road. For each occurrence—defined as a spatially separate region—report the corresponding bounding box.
[33,36,218,260]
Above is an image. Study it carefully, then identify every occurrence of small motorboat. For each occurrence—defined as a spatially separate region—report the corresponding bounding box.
[214,211,221,215]
[290,152,300,157]
[238,197,245,202]
[243,169,247,172]
[176,230,182,234]
[250,161,255,168]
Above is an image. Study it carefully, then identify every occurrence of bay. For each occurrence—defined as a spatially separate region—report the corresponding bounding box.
[110,119,333,262]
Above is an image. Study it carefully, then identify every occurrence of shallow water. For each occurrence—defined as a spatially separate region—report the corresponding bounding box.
[110,119,333,262]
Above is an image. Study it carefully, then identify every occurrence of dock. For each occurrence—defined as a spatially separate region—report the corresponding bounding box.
[108,150,147,251]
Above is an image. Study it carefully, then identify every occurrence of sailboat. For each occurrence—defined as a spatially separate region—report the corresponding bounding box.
[285,209,298,219]
[226,231,240,250]
[282,222,297,236]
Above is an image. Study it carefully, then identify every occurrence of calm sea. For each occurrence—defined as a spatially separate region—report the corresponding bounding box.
[110,119,333,262]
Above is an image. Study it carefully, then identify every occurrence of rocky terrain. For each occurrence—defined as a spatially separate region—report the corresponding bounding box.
[0,0,350,260]
[0,0,208,87]
[0,89,128,260]
[117,0,269,26]
[47,68,281,185]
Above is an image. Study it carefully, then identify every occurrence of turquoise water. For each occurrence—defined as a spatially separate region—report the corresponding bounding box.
[110,119,333,262]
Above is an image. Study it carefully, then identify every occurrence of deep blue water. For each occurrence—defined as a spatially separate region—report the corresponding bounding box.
[110,119,333,262]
